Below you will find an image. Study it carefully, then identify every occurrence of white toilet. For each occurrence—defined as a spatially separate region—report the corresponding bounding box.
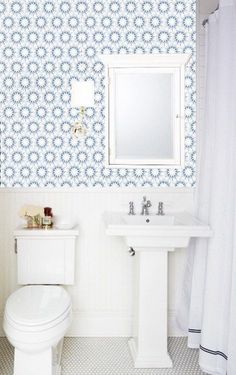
[3,227,79,375]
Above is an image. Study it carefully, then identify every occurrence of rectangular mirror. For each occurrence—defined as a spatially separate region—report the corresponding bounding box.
[101,54,190,168]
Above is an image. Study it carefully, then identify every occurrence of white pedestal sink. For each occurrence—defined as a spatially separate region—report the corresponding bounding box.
[104,212,212,368]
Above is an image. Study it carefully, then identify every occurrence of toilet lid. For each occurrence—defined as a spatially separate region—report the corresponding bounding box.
[5,285,71,326]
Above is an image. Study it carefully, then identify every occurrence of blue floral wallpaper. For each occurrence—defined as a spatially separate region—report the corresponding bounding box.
[0,0,196,188]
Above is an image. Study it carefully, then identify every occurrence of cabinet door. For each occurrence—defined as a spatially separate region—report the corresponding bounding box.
[17,238,75,284]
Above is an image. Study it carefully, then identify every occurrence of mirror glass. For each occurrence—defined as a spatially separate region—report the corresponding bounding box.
[115,69,173,160]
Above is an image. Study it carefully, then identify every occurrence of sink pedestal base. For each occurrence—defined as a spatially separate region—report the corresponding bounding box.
[129,338,172,368]
[130,249,173,368]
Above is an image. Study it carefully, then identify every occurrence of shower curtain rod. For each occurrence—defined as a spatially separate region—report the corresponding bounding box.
[202,4,219,26]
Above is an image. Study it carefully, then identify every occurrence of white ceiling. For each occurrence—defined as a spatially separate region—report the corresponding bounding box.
[199,0,218,14]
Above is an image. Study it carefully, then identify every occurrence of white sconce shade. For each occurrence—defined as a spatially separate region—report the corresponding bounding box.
[71,80,95,107]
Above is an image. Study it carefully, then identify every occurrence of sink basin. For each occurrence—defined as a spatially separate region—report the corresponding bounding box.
[104,211,212,369]
[104,211,212,248]
[123,215,175,225]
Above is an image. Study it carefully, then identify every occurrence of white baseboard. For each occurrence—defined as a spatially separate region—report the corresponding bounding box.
[67,310,186,337]
[0,310,186,338]
[67,311,133,337]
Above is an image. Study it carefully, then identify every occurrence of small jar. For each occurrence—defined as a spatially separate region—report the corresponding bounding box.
[43,207,53,228]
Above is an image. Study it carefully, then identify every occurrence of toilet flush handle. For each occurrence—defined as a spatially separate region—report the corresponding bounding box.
[128,247,135,256]
[14,239,17,254]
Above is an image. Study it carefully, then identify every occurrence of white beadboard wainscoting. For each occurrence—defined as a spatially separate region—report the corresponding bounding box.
[0,188,194,337]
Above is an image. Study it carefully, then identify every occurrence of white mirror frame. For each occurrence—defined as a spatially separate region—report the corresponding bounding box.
[101,54,190,168]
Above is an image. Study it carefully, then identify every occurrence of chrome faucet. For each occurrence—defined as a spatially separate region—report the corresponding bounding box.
[128,201,135,215]
[157,201,164,216]
[141,196,152,215]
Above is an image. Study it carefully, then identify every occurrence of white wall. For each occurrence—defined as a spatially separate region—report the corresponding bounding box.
[0,188,194,337]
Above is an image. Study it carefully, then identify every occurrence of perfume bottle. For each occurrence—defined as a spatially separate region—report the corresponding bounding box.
[42,207,53,228]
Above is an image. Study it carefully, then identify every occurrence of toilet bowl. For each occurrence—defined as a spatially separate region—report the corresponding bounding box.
[3,285,72,375]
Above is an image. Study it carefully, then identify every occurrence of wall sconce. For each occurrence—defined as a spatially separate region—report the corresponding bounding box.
[71,80,94,137]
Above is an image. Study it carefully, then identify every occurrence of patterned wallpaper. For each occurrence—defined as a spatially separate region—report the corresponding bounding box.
[0,0,196,188]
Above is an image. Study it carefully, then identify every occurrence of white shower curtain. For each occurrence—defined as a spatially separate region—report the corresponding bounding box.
[178,1,236,374]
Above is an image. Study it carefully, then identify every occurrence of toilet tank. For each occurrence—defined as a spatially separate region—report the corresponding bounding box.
[14,228,79,285]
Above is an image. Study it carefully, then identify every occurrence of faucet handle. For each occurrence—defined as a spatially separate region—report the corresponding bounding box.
[128,201,135,215]
[157,201,164,215]
[147,200,152,208]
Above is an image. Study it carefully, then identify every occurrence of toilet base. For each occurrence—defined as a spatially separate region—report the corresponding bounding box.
[14,339,63,375]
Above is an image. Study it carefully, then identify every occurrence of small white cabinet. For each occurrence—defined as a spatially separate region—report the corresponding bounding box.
[14,228,79,285]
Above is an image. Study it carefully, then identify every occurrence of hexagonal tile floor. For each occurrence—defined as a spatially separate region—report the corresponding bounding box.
[0,337,205,375]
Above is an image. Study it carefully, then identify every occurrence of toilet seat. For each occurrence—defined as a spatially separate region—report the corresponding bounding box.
[3,285,72,355]
[5,285,72,331]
